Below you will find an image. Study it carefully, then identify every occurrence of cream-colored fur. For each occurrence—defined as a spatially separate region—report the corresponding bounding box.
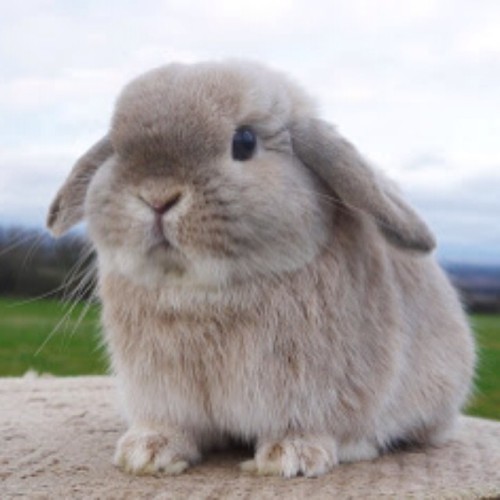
[47,60,475,478]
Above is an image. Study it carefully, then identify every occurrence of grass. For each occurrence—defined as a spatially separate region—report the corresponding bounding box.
[0,297,107,376]
[468,314,500,420]
[0,297,498,420]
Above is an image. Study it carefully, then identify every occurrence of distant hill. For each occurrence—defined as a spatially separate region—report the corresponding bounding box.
[442,263,500,312]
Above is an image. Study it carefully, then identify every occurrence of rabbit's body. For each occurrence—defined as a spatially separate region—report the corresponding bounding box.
[100,212,472,470]
[48,61,475,477]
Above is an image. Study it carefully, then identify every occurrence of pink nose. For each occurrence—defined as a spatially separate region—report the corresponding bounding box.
[150,193,181,215]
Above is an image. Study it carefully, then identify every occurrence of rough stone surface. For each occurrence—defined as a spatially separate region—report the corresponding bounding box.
[1,376,499,499]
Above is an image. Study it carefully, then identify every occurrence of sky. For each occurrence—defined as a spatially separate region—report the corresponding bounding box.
[1,0,499,263]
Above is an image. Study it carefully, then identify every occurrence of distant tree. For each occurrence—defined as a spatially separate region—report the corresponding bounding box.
[0,225,95,300]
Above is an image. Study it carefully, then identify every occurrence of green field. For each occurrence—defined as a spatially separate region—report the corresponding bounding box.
[469,314,500,420]
[0,297,107,376]
[0,297,498,420]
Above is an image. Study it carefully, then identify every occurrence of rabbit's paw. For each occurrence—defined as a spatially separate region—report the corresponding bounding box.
[114,426,199,475]
[241,435,338,478]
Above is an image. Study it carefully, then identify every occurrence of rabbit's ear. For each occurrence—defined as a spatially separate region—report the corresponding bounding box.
[47,135,113,237]
[291,119,435,252]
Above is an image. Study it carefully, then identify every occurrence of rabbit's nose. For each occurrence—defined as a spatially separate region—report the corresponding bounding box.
[152,193,182,215]
[148,192,182,215]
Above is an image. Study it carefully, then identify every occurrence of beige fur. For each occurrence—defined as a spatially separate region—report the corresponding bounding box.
[47,60,475,478]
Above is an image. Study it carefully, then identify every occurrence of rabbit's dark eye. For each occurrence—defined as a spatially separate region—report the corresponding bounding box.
[232,127,257,161]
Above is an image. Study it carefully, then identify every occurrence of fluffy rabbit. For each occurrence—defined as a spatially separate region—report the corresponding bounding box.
[47,61,475,478]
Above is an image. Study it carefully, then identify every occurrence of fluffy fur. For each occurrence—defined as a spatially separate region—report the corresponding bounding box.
[47,60,475,478]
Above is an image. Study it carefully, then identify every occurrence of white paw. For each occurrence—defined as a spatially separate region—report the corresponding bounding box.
[114,427,199,475]
[241,435,338,478]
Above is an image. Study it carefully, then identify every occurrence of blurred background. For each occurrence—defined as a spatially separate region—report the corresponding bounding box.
[0,1,498,419]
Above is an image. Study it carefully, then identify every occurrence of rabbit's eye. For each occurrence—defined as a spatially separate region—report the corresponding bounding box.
[232,127,257,161]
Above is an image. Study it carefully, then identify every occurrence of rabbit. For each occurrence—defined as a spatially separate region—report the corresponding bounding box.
[47,60,475,478]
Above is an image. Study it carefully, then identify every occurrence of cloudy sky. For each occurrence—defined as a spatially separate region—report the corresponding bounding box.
[1,0,499,263]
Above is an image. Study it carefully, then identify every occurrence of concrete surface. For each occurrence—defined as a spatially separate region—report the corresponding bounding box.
[1,376,499,499]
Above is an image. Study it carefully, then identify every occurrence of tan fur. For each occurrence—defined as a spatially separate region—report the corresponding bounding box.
[47,60,475,477]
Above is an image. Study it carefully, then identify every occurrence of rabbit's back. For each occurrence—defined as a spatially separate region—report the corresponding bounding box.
[377,253,475,446]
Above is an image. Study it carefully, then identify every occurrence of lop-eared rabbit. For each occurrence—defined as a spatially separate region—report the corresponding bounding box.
[48,61,475,477]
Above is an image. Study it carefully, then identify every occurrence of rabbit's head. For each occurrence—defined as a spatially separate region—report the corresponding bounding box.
[47,61,435,288]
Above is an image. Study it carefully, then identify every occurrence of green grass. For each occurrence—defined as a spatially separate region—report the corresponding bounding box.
[0,297,107,376]
[0,297,498,420]
[467,314,500,420]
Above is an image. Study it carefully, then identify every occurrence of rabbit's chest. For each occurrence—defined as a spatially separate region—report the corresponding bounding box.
[123,313,292,425]
[116,311,258,387]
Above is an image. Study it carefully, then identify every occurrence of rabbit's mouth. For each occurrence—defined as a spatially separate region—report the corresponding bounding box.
[146,210,178,251]
[146,237,188,276]
[147,228,175,255]
[149,238,171,252]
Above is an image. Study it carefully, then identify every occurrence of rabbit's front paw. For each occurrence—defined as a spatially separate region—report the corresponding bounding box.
[241,435,338,478]
[114,426,199,475]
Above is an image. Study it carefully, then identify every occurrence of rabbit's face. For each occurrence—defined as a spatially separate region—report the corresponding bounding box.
[49,61,435,289]
[85,63,330,288]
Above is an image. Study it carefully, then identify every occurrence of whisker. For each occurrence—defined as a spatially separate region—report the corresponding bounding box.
[0,229,41,258]
[20,232,47,271]
[68,278,98,339]
[64,263,96,305]
[8,243,95,308]
[34,299,81,357]
[61,247,96,303]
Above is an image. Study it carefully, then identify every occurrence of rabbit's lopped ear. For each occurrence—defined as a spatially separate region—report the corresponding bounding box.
[47,135,113,237]
[291,118,435,252]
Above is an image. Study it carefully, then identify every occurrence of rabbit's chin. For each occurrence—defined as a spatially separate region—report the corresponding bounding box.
[96,243,238,291]
[96,235,323,294]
